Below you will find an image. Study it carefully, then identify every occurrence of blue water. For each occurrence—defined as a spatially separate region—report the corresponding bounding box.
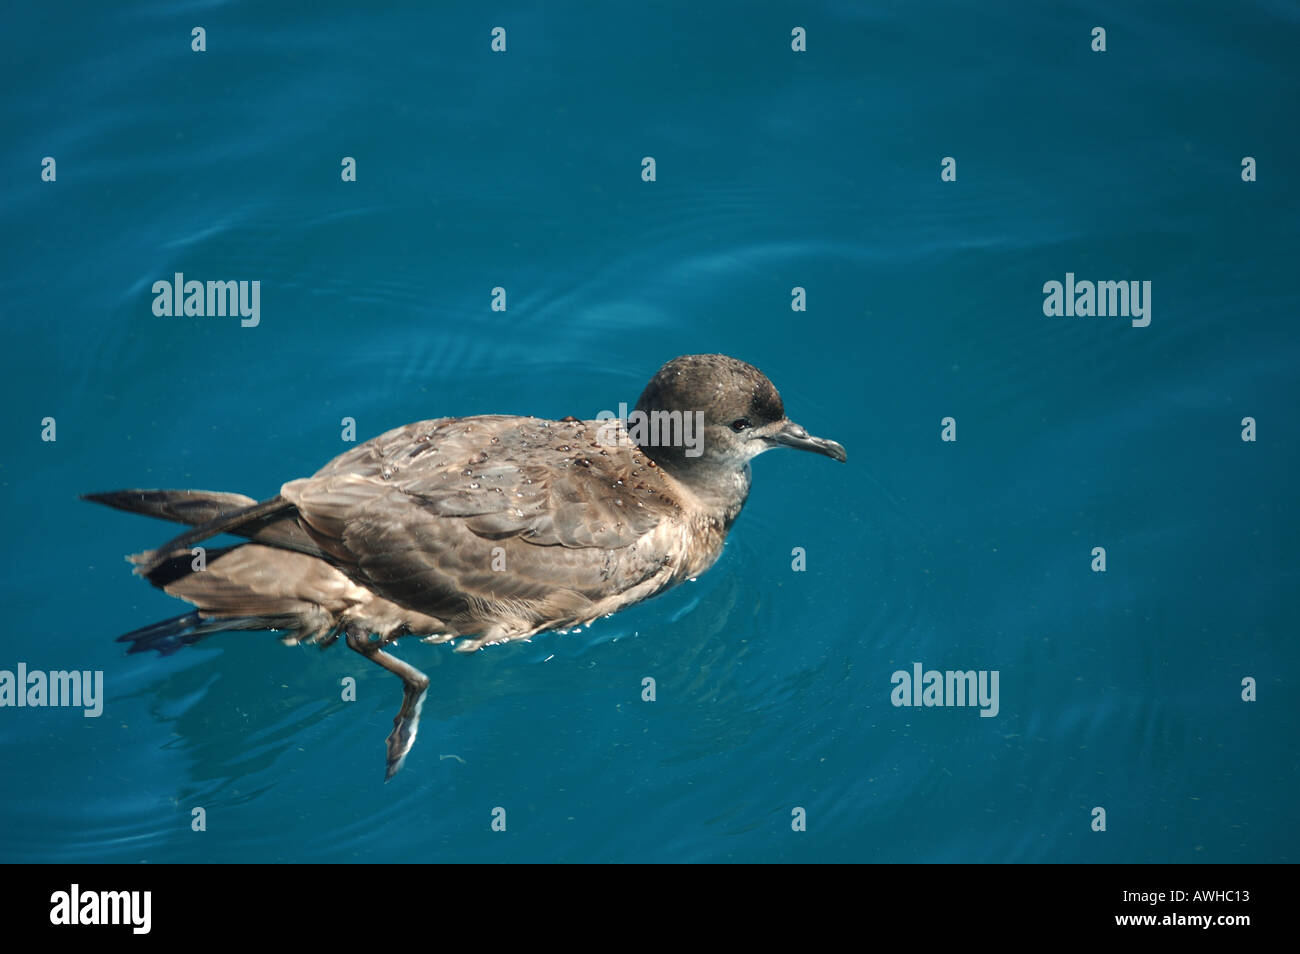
[2,1,1296,863]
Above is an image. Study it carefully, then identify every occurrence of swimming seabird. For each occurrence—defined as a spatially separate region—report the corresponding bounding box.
[86,354,846,778]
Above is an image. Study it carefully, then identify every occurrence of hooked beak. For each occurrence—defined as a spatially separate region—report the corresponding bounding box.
[767,419,847,462]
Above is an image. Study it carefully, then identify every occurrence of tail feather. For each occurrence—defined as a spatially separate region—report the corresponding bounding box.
[88,489,373,655]
[82,489,326,562]
[82,489,260,526]
[129,493,290,573]
[117,612,269,656]
[130,544,242,588]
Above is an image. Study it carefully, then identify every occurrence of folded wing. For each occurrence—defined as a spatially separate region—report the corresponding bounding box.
[281,416,683,631]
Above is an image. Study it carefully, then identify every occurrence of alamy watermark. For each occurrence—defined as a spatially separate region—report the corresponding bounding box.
[50,885,150,934]
[595,403,704,457]
[1042,272,1150,327]
[891,663,999,717]
[0,663,103,717]
[152,273,260,327]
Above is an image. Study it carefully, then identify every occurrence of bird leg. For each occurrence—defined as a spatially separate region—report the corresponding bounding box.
[346,631,430,780]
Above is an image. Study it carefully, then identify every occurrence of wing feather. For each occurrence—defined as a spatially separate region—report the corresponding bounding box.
[279,416,681,628]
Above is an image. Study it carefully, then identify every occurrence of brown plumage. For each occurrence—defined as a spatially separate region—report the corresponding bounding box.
[86,354,846,778]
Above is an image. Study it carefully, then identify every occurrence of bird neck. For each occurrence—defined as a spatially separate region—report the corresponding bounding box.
[650,452,752,526]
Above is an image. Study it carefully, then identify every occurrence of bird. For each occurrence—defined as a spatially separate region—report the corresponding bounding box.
[85,354,846,778]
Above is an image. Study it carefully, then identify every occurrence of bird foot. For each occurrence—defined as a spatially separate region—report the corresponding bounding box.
[346,630,431,780]
[384,685,427,780]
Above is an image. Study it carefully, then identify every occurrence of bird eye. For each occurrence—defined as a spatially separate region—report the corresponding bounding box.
[731,418,751,432]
